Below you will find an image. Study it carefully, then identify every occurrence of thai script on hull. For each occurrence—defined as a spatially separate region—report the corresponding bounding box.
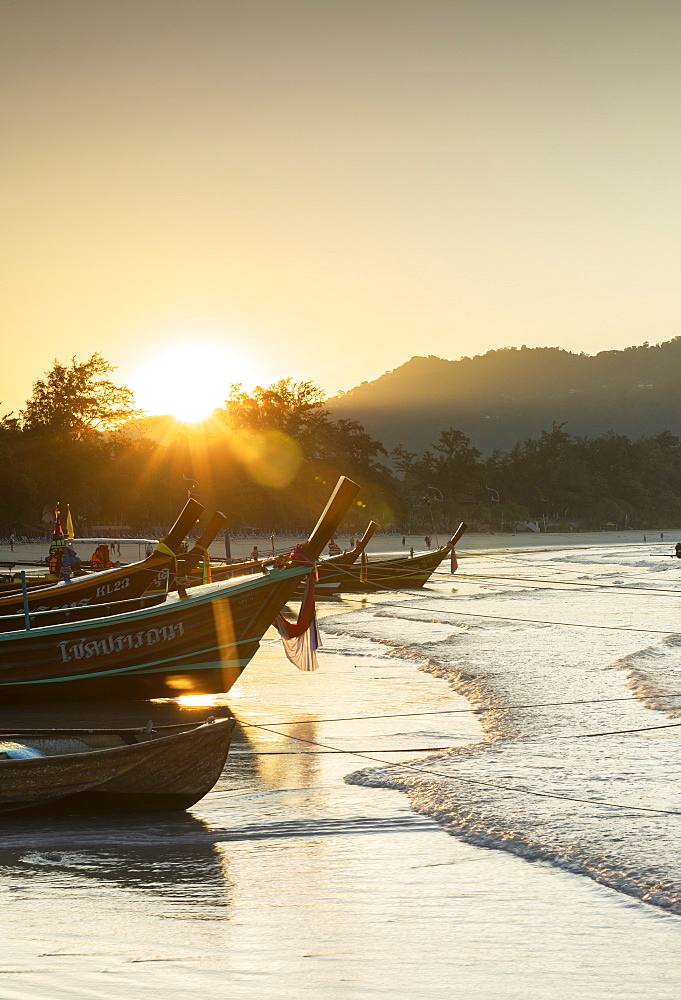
[57,621,185,663]
[36,597,91,613]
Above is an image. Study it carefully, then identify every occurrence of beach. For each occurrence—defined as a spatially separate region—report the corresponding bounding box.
[0,532,680,997]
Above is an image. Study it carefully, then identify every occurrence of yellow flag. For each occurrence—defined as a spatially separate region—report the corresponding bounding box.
[66,504,75,540]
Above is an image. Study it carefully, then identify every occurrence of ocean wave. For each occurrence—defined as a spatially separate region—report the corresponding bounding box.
[327,545,681,914]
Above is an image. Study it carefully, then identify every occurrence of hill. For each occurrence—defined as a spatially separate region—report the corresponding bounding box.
[329,339,681,454]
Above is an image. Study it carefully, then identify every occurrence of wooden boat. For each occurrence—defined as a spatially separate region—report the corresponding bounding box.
[0,717,234,815]
[0,511,232,635]
[294,520,379,597]
[332,522,468,593]
[200,520,379,596]
[0,498,204,618]
[0,476,359,701]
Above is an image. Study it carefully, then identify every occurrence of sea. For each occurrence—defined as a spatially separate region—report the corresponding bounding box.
[0,533,680,998]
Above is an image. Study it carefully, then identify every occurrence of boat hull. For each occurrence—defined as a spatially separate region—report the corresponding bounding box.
[0,719,235,815]
[0,497,204,618]
[331,547,451,593]
[0,566,310,702]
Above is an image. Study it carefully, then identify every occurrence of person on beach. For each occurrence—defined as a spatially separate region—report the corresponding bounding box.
[425,536,431,548]
[661,532,664,541]
[401,536,406,546]
[251,545,259,561]
[675,542,681,559]
[643,535,647,542]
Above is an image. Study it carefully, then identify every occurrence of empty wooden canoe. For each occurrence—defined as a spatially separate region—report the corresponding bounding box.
[0,717,235,815]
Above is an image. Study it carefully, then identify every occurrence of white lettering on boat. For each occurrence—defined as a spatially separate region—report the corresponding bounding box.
[57,621,185,663]
[151,568,170,589]
[95,577,131,599]
[35,598,91,613]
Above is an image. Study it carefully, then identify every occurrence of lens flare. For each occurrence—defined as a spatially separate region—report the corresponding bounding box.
[229,428,303,488]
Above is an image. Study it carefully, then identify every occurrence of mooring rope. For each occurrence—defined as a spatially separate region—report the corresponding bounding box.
[449,570,681,597]
[234,720,681,817]
[327,586,681,636]
[234,691,681,727]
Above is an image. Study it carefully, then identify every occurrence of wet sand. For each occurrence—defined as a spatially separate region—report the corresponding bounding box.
[0,536,679,996]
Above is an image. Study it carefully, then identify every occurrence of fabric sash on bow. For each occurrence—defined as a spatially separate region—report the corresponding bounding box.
[446,540,458,573]
[359,550,368,583]
[274,574,322,672]
[194,543,212,584]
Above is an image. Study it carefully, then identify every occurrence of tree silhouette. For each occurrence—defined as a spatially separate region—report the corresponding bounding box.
[21,354,141,438]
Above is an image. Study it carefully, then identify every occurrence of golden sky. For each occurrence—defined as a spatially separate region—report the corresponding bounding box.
[2,0,681,416]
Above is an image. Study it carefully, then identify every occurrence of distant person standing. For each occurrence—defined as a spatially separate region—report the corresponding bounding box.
[425,536,431,548]
[8,532,15,551]
[643,535,647,543]
[675,542,681,559]
[401,536,406,546]
[251,545,260,561]
[661,532,664,541]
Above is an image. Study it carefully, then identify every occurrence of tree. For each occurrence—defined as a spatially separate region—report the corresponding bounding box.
[21,354,141,438]
[221,379,328,443]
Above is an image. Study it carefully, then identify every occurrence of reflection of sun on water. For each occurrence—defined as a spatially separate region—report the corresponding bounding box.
[131,342,257,423]
[176,694,223,707]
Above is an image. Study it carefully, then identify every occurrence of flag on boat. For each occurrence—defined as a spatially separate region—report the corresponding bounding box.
[274,574,322,671]
[52,504,65,544]
[65,504,75,540]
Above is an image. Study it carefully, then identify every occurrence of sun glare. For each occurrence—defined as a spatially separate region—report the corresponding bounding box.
[131,342,256,423]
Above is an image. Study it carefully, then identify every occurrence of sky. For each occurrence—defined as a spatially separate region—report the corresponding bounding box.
[2,0,681,417]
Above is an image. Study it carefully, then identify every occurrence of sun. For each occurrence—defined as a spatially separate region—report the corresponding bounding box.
[130,342,256,423]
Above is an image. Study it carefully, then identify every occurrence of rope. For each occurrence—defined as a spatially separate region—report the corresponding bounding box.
[234,691,681,727]
[452,570,681,597]
[236,721,681,817]
[330,591,681,636]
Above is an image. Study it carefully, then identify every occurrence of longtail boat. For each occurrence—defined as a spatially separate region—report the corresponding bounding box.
[0,717,234,815]
[0,510,231,634]
[292,520,379,597]
[202,520,379,596]
[0,476,359,701]
[0,498,204,617]
[332,522,468,593]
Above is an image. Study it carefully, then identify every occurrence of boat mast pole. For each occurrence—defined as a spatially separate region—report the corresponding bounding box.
[303,477,360,561]
[20,571,31,631]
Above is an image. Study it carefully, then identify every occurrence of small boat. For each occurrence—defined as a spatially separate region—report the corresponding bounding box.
[202,520,379,596]
[0,717,235,815]
[332,522,468,593]
[0,497,205,617]
[0,511,231,634]
[0,476,359,701]
[293,520,379,597]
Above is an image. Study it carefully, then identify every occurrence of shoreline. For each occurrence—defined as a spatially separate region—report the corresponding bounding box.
[1,526,679,572]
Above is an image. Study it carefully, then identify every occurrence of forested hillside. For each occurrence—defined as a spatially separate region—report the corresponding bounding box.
[330,339,681,453]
